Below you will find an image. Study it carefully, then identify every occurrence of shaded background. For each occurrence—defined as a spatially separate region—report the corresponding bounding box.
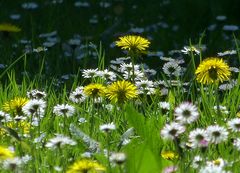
[0,0,240,81]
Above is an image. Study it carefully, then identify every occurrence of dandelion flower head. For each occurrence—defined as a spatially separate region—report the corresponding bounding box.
[66,159,105,173]
[0,23,21,32]
[115,35,150,52]
[2,97,29,115]
[106,80,138,103]
[0,146,14,160]
[195,58,231,84]
[161,151,179,160]
[84,83,106,98]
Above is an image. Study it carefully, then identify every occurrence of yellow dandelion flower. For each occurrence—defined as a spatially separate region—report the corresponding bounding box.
[0,23,21,32]
[0,146,14,160]
[115,35,150,52]
[0,121,30,136]
[161,151,179,160]
[195,58,231,84]
[237,112,240,118]
[2,97,29,115]
[66,159,105,173]
[84,84,106,98]
[106,80,138,103]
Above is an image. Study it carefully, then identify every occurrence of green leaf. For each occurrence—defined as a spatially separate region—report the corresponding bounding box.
[125,105,146,137]
[125,142,160,173]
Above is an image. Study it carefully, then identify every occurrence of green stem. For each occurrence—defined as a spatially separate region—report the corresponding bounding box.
[0,53,27,79]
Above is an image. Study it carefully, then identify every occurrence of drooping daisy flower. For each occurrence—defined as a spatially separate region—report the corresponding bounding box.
[174,102,199,124]
[191,155,203,169]
[161,122,185,140]
[206,125,228,144]
[84,83,106,98]
[195,58,231,84]
[0,23,21,32]
[26,89,47,100]
[217,50,237,57]
[69,86,87,104]
[66,159,105,173]
[162,61,182,77]
[0,146,14,160]
[2,97,29,115]
[99,122,116,133]
[45,134,76,149]
[227,118,240,132]
[22,99,46,117]
[115,35,150,52]
[53,104,75,117]
[188,128,210,148]
[106,80,138,103]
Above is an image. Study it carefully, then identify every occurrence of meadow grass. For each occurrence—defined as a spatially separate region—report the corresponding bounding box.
[0,35,240,172]
[1,1,240,173]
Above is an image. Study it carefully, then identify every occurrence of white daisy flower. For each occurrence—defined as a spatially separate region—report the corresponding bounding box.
[69,86,87,103]
[227,118,240,132]
[136,80,155,94]
[158,102,170,110]
[213,105,229,114]
[162,61,182,77]
[2,157,23,170]
[207,158,225,168]
[206,125,228,144]
[96,69,116,81]
[27,89,47,99]
[143,69,157,76]
[81,152,92,158]
[217,50,237,57]
[100,122,116,133]
[233,138,240,151]
[219,80,237,91]
[53,104,75,117]
[82,68,98,78]
[161,122,185,140]
[199,165,229,173]
[0,111,11,122]
[119,62,140,73]
[181,46,200,55]
[191,155,203,169]
[229,67,239,73]
[188,128,210,148]
[110,152,126,165]
[122,70,145,81]
[174,102,199,124]
[45,134,76,149]
[22,99,46,117]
